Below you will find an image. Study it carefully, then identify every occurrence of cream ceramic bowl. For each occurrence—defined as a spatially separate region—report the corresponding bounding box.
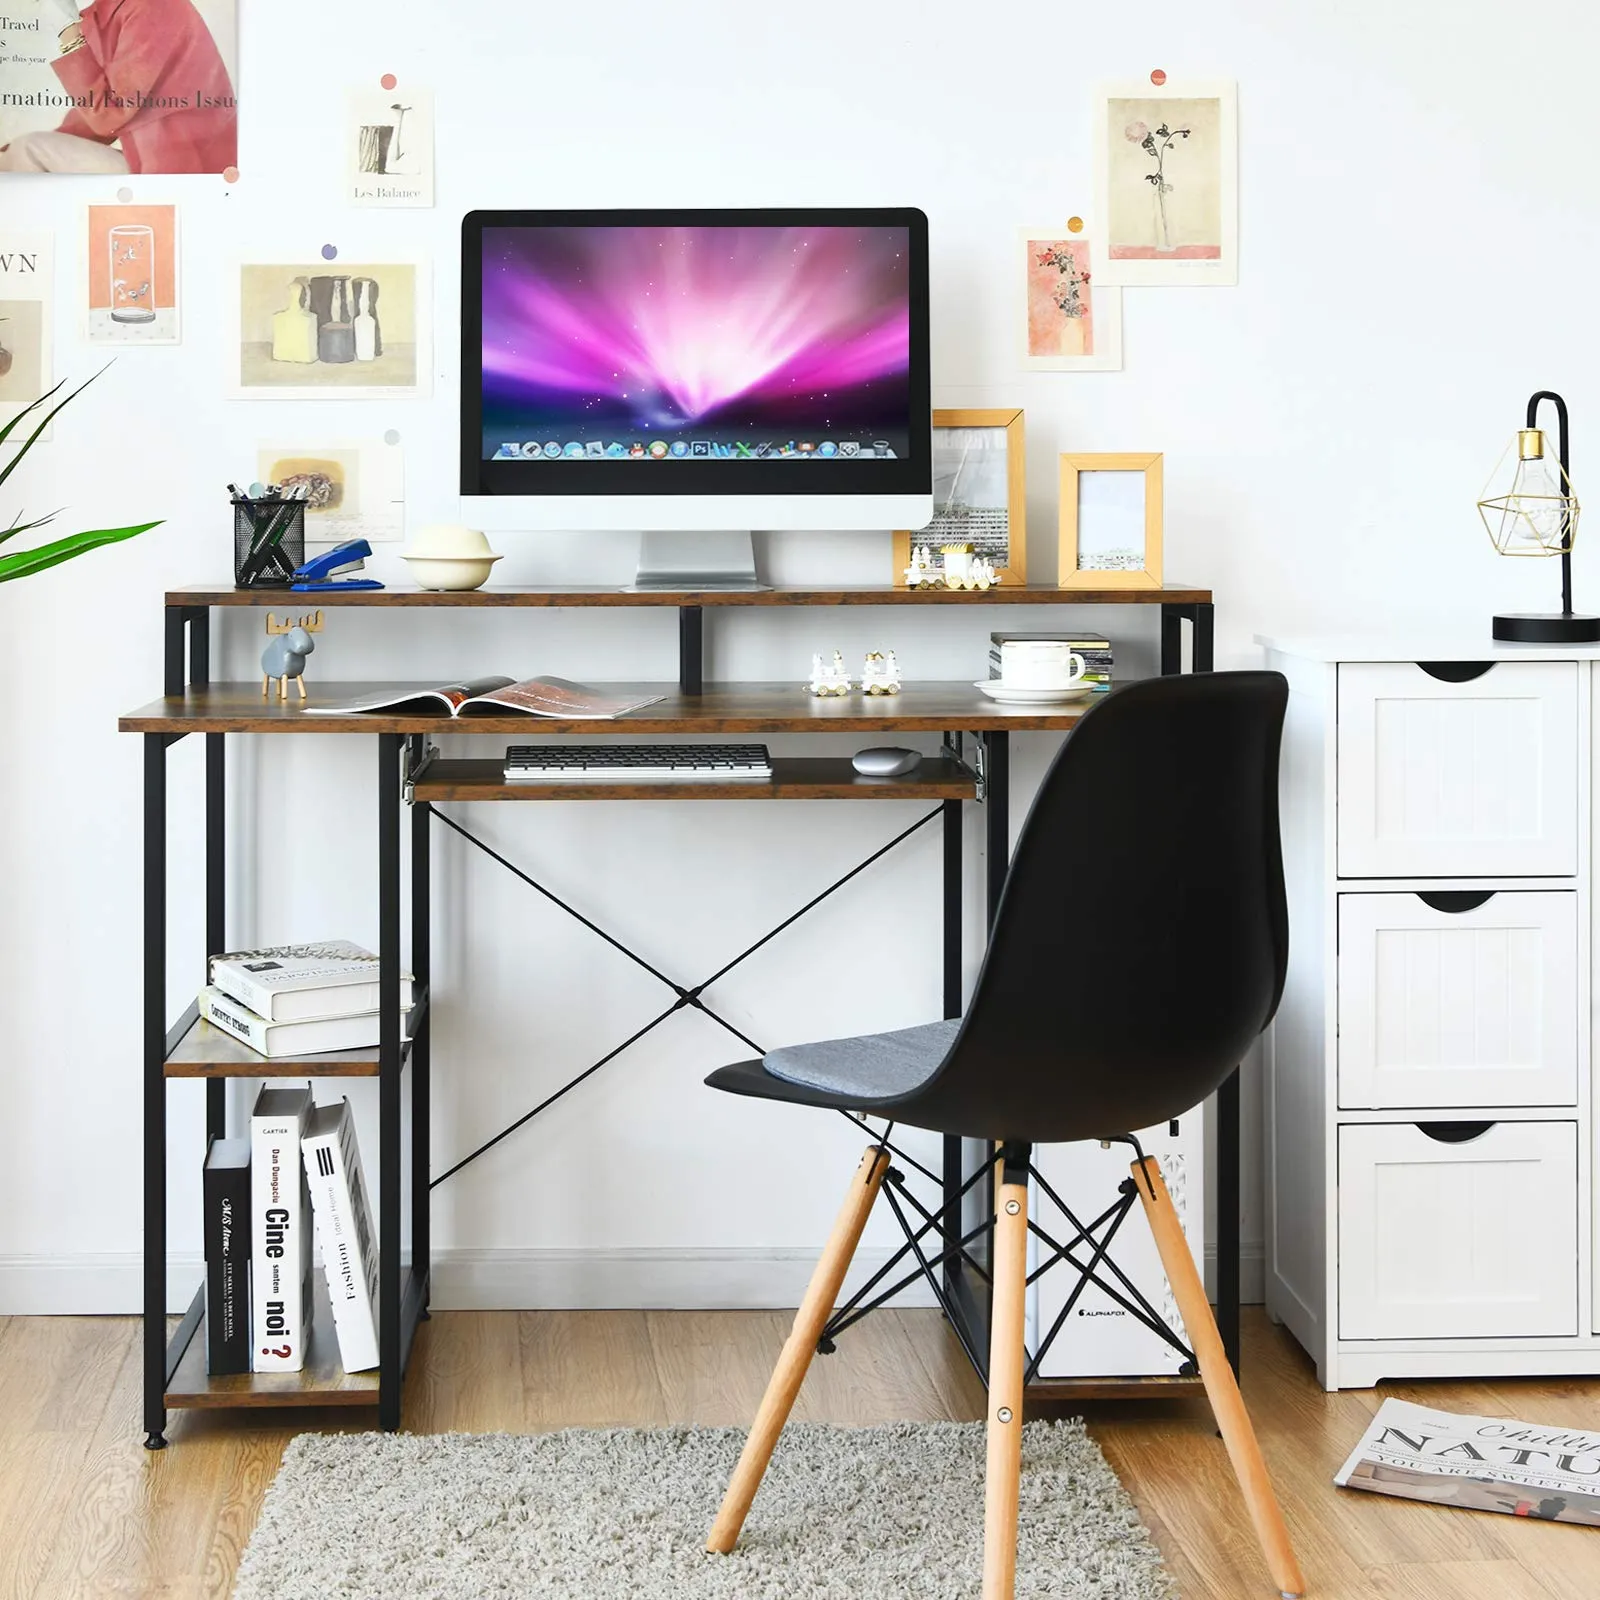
[401,524,502,590]
[401,553,503,591]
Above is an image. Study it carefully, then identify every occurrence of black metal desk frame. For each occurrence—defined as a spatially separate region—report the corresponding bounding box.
[139,591,1224,1445]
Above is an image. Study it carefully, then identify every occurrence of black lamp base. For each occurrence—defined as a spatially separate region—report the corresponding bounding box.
[1493,612,1600,644]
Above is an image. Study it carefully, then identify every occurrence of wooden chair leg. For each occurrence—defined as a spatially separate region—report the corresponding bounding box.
[1132,1155,1306,1599]
[982,1147,1030,1600]
[706,1144,890,1554]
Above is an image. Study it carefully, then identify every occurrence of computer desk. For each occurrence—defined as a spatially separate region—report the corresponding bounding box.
[122,582,1224,1445]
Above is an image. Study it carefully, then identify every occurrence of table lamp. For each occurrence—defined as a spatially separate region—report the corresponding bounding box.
[1479,389,1599,642]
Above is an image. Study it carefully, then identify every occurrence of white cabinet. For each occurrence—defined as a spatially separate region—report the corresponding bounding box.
[1336,662,1578,878]
[1338,1121,1578,1340]
[1337,891,1578,1109]
[1262,638,1597,1390]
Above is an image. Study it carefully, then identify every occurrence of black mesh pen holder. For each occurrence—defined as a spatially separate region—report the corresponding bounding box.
[233,496,306,588]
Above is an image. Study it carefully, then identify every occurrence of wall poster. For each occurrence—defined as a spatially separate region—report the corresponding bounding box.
[0,1,237,175]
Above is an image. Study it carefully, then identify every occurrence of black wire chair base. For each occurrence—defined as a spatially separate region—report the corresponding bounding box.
[819,1136,1196,1387]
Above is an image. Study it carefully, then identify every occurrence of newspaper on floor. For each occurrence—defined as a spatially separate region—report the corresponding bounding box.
[1335,1398,1600,1527]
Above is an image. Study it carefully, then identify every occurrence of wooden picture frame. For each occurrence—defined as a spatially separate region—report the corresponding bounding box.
[1058,452,1163,590]
[895,408,1026,586]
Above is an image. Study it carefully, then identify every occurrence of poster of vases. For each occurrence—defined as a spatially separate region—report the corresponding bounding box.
[229,262,430,398]
[347,86,434,208]
[1021,229,1122,371]
[86,203,179,343]
[1091,80,1237,287]
[255,439,406,543]
[0,232,53,435]
[0,1,237,176]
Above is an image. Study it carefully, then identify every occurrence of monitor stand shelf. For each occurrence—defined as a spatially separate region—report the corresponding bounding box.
[165,581,1215,696]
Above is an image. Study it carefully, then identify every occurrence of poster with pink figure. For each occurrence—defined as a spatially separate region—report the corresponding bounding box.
[1022,230,1121,372]
[1092,79,1237,288]
[0,1,237,176]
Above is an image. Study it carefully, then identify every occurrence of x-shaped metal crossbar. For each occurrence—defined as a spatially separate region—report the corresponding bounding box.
[428,804,945,1189]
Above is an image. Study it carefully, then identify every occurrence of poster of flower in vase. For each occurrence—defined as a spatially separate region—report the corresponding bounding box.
[1021,230,1122,371]
[1091,80,1237,287]
[228,261,429,399]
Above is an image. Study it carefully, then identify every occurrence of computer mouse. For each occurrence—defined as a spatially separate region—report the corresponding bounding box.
[852,747,922,777]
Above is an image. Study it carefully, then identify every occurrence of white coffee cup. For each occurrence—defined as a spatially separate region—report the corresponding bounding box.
[999,640,1087,690]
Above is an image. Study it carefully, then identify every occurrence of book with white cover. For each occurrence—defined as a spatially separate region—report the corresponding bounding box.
[209,940,413,1023]
[199,987,398,1058]
[250,1085,314,1372]
[302,1100,380,1372]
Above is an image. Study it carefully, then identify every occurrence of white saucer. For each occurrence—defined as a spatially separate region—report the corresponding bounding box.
[973,680,1095,705]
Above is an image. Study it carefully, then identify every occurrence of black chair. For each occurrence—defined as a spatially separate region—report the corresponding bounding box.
[702,672,1304,1600]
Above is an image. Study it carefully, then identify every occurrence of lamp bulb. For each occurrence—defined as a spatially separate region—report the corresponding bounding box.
[1509,456,1568,545]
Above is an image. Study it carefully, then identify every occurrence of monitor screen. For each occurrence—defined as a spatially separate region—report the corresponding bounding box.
[462,209,929,498]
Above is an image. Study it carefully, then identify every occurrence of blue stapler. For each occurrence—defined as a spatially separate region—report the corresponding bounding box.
[291,539,386,591]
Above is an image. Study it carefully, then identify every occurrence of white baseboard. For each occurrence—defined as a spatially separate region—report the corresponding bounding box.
[0,1241,1267,1316]
[0,1253,205,1315]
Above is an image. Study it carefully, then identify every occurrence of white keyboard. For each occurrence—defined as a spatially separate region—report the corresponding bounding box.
[504,743,773,783]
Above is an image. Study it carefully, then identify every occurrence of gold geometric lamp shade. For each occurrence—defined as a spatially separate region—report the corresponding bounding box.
[1480,390,1600,642]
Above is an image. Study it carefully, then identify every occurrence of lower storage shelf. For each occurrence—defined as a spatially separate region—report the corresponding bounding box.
[164,1275,397,1409]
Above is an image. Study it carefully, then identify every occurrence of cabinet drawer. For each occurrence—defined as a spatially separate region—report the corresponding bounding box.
[1337,891,1578,1109]
[1337,662,1578,877]
[1338,1121,1577,1340]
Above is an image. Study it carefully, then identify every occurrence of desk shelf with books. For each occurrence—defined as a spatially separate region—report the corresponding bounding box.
[126,579,1225,1446]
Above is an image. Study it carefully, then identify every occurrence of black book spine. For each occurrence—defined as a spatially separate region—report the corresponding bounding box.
[204,1145,251,1375]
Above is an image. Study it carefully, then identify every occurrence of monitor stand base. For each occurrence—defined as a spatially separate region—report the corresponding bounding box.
[626,530,768,593]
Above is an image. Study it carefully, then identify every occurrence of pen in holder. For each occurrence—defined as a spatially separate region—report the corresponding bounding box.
[233,495,307,588]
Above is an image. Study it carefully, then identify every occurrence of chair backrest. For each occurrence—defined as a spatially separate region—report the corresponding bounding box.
[903,670,1288,1143]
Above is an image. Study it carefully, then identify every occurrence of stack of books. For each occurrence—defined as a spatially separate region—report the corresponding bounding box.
[198,940,413,1058]
[204,1086,379,1376]
[989,631,1114,693]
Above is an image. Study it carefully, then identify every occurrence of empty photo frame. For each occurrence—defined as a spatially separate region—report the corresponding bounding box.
[1058,453,1163,589]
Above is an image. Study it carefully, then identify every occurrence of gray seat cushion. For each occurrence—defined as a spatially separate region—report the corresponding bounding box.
[763,1018,958,1102]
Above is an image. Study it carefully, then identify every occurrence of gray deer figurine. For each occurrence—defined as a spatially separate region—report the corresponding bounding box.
[261,611,323,701]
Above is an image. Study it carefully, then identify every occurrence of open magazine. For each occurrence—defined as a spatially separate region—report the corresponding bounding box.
[304,676,666,720]
[1336,1398,1600,1526]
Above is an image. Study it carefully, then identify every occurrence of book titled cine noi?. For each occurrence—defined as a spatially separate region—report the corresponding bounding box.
[250,1085,314,1372]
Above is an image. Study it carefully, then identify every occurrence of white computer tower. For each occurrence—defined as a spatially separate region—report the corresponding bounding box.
[1026,1111,1206,1379]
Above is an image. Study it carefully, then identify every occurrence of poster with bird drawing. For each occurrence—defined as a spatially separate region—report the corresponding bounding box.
[86,202,178,343]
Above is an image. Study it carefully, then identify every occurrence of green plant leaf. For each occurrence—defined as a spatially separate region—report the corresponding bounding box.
[0,365,111,494]
[0,509,60,547]
[0,380,65,456]
[0,521,162,584]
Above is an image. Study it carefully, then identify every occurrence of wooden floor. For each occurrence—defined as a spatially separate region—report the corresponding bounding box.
[1,1307,1597,1599]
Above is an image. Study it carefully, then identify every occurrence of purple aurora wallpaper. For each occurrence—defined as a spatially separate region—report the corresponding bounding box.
[480,225,912,460]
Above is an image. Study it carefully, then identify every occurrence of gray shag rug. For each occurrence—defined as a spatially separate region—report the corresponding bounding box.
[234,1420,1174,1599]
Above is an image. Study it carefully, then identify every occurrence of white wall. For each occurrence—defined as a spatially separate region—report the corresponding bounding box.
[3,0,1595,1313]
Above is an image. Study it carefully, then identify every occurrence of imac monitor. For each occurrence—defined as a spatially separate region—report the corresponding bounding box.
[461,208,932,588]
